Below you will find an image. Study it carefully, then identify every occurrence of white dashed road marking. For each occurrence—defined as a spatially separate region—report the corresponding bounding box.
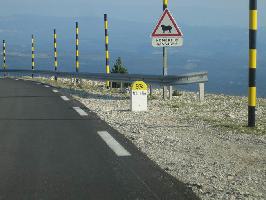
[61,96,70,101]
[36,82,41,85]
[44,85,50,88]
[97,131,131,157]
[73,107,88,116]
[52,89,59,93]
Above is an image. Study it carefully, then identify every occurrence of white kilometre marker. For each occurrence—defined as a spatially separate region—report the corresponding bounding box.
[73,107,88,116]
[97,131,131,157]
[61,96,70,101]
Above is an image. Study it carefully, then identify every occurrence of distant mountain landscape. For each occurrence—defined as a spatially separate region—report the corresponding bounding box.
[0,15,266,97]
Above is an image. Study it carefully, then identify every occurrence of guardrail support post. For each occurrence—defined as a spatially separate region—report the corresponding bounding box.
[169,85,173,100]
[199,83,205,102]
[149,84,153,96]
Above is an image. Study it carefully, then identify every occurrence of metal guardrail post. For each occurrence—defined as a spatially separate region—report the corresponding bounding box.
[199,83,205,102]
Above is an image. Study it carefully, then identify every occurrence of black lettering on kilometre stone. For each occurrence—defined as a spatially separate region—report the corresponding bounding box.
[161,25,172,33]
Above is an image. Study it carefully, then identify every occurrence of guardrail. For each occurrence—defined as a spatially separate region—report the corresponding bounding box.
[0,69,208,85]
[0,69,208,101]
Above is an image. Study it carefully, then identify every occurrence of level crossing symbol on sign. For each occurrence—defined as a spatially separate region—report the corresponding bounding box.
[151,9,183,47]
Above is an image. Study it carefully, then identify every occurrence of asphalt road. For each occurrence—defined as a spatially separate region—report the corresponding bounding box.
[0,78,199,200]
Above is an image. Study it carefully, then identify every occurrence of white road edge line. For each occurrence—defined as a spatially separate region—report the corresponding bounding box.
[52,89,59,93]
[97,131,131,157]
[73,107,88,116]
[61,96,70,101]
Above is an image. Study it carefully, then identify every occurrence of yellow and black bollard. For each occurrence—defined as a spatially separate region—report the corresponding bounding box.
[3,40,7,77]
[31,35,35,78]
[54,29,58,81]
[104,14,110,88]
[76,22,79,73]
[248,0,257,127]
[75,22,79,83]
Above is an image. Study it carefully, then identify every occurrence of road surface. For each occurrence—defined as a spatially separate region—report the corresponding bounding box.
[0,78,199,200]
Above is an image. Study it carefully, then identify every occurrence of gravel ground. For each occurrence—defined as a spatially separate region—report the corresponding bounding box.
[27,77,266,200]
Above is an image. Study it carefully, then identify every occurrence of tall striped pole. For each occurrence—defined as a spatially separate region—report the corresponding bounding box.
[31,35,35,78]
[248,0,257,127]
[54,29,58,81]
[75,22,79,83]
[104,14,110,88]
[3,40,7,77]
[3,40,6,70]
[163,0,168,99]
[76,22,79,73]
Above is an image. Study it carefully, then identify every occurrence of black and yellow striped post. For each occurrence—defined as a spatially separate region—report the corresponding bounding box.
[31,35,35,78]
[3,40,6,69]
[248,0,257,127]
[104,14,110,88]
[2,40,7,77]
[54,29,58,81]
[75,22,79,73]
[75,22,79,83]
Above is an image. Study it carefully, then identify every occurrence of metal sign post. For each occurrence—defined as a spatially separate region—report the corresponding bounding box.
[163,0,168,100]
[248,0,257,127]
[152,0,183,100]
[163,46,168,99]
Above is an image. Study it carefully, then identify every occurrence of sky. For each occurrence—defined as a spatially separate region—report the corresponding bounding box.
[0,0,265,28]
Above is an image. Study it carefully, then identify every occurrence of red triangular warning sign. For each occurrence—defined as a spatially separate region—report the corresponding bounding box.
[152,9,183,37]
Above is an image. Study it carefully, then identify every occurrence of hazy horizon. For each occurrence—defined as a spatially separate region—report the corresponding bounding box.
[1,1,266,28]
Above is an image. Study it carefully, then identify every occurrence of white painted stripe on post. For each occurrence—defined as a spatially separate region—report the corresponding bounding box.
[61,96,70,101]
[52,89,59,93]
[97,131,131,157]
[73,107,88,116]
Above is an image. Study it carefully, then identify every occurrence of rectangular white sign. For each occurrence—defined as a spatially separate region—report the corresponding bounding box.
[152,37,183,47]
